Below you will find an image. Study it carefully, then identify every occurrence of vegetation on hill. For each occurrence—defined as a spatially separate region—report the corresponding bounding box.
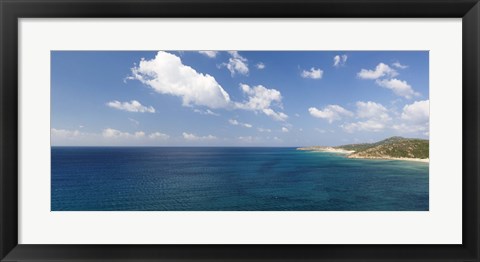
[336,136,429,159]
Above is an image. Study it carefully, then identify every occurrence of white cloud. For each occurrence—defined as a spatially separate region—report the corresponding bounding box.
[107,100,155,113]
[198,51,218,58]
[229,119,252,128]
[341,101,391,133]
[341,100,429,135]
[256,62,265,69]
[148,132,170,140]
[193,108,220,116]
[51,128,83,138]
[262,108,288,121]
[392,123,428,133]
[281,127,289,133]
[308,105,353,123]
[342,120,386,133]
[235,84,288,121]
[102,128,145,139]
[333,54,348,67]
[52,128,171,146]
[223,51,249,76]
[130,52,291,122]
[376,78,420,99]
[128,118,140,127]
[357,63,398,79]
[51,128,98,146]
[301,67,323,79]
[273,136,282,142]
[257,127,272,133]
[401,100,429,124]
[182,132,217,141]
[355,101,391,121]
[392,100,429,135]
[130,51,231,109]
[228,119,239,125]
[392,61,408,69]
[237,136,259,143]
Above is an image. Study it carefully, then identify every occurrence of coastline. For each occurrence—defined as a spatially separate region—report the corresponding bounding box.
[297,147,429,163]
[346,155,429,163]
[297,146,354,154]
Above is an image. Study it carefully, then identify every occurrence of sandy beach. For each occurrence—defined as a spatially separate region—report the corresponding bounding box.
[347,155,429,163]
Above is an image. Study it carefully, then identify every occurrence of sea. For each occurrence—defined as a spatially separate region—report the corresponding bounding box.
[51,147,429,211]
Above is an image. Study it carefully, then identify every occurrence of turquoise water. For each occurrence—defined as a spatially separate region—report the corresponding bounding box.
[51,147,429,211]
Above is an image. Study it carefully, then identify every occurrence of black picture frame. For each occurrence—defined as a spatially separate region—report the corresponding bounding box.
[1,0,479,261]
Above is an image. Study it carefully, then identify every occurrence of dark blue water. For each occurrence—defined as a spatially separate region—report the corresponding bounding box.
[51,147,429,211]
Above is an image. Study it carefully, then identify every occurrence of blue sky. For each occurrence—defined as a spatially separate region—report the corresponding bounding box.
[51,51,429,146]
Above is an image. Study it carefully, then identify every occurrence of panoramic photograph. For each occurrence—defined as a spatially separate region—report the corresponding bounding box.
[51,50,429,211]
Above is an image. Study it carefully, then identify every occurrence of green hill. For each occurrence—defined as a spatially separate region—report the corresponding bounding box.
[336,136,429,159]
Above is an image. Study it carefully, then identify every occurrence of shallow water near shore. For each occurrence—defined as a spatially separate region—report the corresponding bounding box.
[51,147,429,211]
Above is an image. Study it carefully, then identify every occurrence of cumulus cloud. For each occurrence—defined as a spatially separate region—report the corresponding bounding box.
[357,62,419,99]
[333,54,348,67]
[182,132,217,141]
[340,100,429,135]
[51,128,81,137]
[355,101,391,122]
[102,128,145,139]
[376,78,420,99]
[102,128,169,141]
[392,61,408,69]
[401,100,429,124]
[308,105,353,123]
[235,84,288,121]
[262,108,288,121]
[223,51,249,76]
[256,62,265,69]
[130,51,231,109]
[393,100,430,135]
[341,101,392,133]
[229,119,252,128]
[194,108,220,116]
[357,63,398,79]
[342,120,387,133]
[392,123,428,133]
[130,52,291,123]
[238,136,260,143]
[107,100,155,113]
[51,128,170,146]
[228,119,240,125]
[281,127,289,133]
[148,132,170,140]
[301,67,323,79]
[51,128,97,146]
[198,51,218,58]
[51,128,86,139]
